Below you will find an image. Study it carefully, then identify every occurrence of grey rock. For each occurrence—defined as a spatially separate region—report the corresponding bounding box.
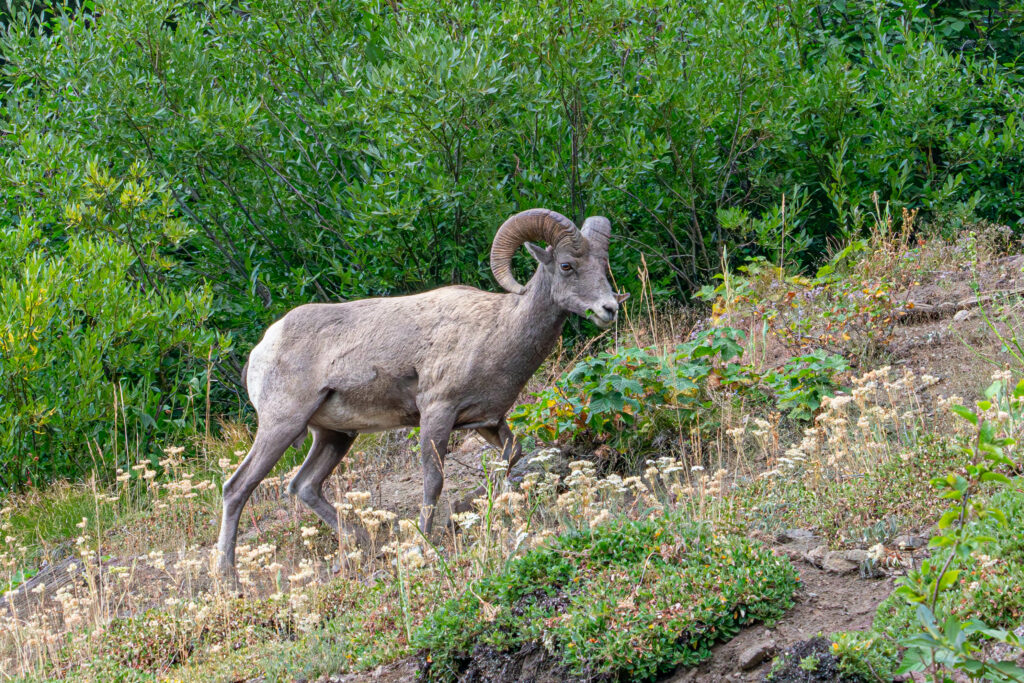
[894,534,928,550]
[822,554,859,575]
[802,545,828,567]
[841,549,870,563]
[776,528,816,544]
[508,447,571,483]
[738,641,777,670]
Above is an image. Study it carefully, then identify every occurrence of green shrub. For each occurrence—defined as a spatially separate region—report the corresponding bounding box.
[508,328,749,457]
[764,351,849,421]
[830,630,899,682]
[414,516,799,681]
[0,227,218,488]
[3,0,1021,360]
[876,480,1024,640]
[510,327,846,459]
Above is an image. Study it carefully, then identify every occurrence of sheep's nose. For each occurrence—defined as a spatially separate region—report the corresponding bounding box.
[601,302,618,319]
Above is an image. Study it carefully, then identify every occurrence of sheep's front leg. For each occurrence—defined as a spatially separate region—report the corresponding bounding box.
[418,407,456,533]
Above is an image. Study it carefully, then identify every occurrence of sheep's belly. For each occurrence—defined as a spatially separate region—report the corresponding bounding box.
[309,392,418,433]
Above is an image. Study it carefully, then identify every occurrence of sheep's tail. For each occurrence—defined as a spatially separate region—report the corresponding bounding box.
[240,360,249,393]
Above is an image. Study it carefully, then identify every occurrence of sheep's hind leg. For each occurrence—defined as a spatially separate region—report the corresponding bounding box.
[217,417,312,578]
[418,407,456,534]
[288,428,367,545]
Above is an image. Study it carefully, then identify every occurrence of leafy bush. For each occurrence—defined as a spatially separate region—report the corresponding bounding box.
[414,515,798,681]
[0,226,217,489]
[508,328,749,456]
[510,327,846,458]
[2,0,1022,356]
[765,351,849,421]
[874,477,1024,666]
[830,630,899,682]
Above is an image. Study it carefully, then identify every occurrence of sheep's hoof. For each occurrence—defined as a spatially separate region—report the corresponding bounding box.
[216,565,243,595]
[452,485,487,516]
[451,496,475,516]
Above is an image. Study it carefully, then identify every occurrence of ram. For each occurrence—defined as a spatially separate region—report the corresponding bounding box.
[217,209,627,574]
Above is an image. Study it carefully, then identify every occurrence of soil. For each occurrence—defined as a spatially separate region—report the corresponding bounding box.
[319,658,421,683]
[885,254,1024,401]
[715,250,1024,405]
[898,254,1024,324]
[317,643,586,683]
[455,641,593,683]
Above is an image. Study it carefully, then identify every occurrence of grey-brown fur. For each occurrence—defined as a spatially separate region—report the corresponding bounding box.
[216,209,627,575]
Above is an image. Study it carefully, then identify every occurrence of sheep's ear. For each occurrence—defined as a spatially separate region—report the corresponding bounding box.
[525,242,553,265]
[615,292,631,304]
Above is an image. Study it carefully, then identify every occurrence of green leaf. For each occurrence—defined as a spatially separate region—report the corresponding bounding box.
[950,405,978,425]
[937,570,960,591]
[980,420,996,444]
[980,471,1012,485]
[916,604,939,633]
[937,509,960,529]
[990,661,1024,678]
[895,647,928,674]
[1013,379,1024,399]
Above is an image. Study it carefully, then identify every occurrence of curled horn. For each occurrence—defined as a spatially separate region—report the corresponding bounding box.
[580,216,611,254]
[490,208,581,294]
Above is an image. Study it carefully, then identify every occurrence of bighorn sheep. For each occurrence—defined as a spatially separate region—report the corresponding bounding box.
[217,209,627,575]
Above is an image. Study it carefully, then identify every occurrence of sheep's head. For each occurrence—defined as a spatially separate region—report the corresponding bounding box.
[490,209,628,328]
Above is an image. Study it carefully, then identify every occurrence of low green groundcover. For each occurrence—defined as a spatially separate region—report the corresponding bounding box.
[415,516,799,681]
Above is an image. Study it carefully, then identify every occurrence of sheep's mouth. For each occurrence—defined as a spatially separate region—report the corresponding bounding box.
[586,310,616,329]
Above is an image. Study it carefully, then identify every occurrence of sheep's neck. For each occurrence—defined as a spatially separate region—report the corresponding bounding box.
[505,269,567,374]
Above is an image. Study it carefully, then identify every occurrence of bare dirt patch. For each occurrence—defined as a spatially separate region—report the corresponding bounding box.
[885,253,1024,400]
[665,555,895,682]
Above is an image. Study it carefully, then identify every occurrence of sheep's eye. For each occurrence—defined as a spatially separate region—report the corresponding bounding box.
[559,263,573,273]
